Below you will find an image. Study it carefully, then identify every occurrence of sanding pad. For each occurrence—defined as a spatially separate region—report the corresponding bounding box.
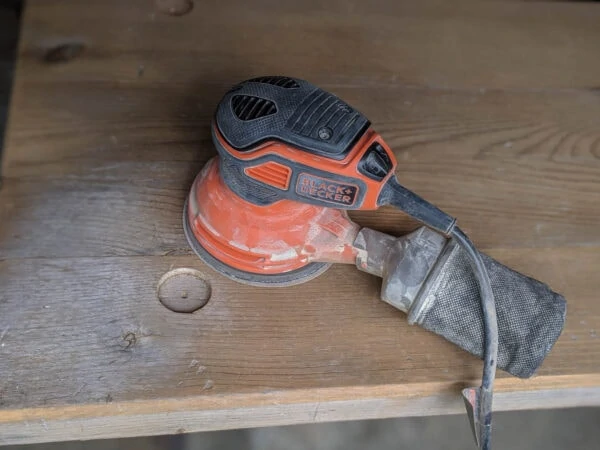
[183,199,331,287]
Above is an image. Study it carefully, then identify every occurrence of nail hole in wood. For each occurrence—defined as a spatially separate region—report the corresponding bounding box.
[155,0,194,16]
[157,268,211,313]
[44,43,85,64]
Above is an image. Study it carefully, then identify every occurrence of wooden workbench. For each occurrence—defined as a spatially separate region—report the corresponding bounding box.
[1,0,599,445]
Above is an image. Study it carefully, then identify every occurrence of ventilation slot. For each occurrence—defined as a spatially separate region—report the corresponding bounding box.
[232,95,277,121]
[249,76,300,89]
[244,162,291,190]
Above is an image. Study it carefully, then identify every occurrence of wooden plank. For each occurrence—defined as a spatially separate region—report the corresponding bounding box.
[1,0,600,444]
[9,0,600,91]
[2,385,600,445]
[0,248,599,443]
[2,87,600,257]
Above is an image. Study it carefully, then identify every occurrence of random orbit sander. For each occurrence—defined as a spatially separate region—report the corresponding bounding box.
[184,76,567,450]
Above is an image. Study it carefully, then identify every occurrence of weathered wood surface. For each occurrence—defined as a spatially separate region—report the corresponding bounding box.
[1,0,599,445]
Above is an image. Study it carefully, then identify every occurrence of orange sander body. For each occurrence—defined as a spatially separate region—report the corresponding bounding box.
[184,77,566,449]
[185,157,360,285]
[185,76,454,284]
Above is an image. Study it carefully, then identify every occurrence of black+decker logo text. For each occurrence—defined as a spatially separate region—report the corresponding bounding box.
[295,173,358,206]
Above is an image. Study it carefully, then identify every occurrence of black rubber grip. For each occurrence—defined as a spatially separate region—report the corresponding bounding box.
[214,134,369,209]
[378,177,456,234]
[215,76,370,159]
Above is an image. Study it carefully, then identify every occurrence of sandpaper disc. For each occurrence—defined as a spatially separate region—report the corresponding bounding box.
[183,199,331,287]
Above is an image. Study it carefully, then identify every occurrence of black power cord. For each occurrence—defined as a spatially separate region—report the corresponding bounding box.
[452,227,498,450]
[379,176,499,450]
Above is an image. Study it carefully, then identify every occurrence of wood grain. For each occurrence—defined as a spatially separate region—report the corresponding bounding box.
[3,87,600,256]
[1,0,600,445]
[2,385,600,445]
